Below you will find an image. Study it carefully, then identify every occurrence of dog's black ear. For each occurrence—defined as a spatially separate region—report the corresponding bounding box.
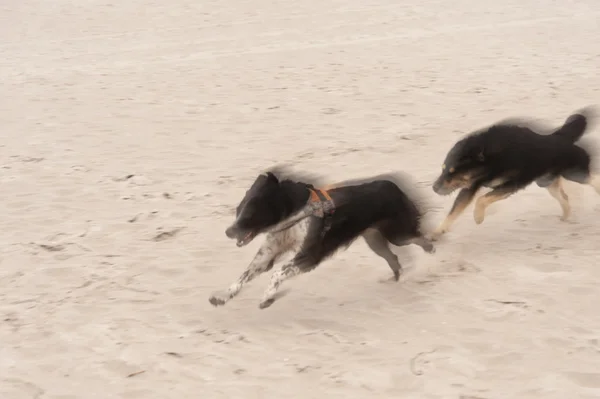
[265,172,279,184]
[477,150,485,162]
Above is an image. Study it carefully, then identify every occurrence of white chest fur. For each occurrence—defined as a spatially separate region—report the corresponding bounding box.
[266,216,312,256]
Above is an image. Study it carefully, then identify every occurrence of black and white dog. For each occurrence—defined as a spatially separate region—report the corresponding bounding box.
[209,167,435,309]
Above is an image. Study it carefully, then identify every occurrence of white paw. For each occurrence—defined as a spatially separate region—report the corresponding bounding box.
[473,209,485,224]
[426,230,445,242]
[209,290,231,307]
[259,298,275,309]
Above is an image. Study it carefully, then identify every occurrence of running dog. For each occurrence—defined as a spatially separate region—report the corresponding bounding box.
[209,167,435,309]
[430,107,599,238]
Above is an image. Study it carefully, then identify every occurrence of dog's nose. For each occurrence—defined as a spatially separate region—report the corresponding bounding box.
[225,226,236,238]
[432,179,442,194]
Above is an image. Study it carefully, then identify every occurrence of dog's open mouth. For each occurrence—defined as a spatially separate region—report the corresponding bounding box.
[236,231,256,247]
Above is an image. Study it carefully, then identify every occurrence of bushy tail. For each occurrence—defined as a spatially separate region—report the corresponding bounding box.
[552,106,597,143]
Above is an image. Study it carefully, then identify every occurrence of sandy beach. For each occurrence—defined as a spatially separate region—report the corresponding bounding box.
[1,0,600,398]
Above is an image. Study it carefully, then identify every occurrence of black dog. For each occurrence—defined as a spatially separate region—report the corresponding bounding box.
[209,168,435,309]
[430,107,599,238]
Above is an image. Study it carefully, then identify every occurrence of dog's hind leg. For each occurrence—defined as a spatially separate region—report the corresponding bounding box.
[546,178,571,221]
[583,173,600,195]
[362,228,404,281]
[559,166,600,195]
[559,148,600,195]
[590,178,600,195]
[407,235,436,254]
[429,186,480,239]
[381,228,435,254]
[209,241,281,307]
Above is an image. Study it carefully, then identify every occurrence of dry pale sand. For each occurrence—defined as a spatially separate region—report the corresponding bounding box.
[2,0,600,398]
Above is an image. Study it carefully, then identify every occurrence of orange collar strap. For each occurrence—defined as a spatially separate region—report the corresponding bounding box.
[309,188,332,203]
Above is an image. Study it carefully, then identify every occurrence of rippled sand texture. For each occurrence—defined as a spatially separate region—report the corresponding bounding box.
[1,0,600,398]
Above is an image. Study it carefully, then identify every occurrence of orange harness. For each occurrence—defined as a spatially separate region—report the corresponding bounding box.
[268,187,336,235]
[308,187,336,237]
[309,187,333,203]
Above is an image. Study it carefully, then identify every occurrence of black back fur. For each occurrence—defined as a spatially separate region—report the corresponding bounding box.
[433,107,597,194]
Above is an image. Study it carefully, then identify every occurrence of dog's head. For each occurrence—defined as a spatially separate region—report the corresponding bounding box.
[432,137,487,195]
[225,172,285,247]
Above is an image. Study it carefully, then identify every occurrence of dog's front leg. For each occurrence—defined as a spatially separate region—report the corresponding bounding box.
[258,251,318,309]
[209,240,280,307]
[473,187,514,224]
[429,186,479,239]
[258,262,303,309]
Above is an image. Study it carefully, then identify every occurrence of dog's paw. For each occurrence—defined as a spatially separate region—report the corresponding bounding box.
[473,209,485,225]
[559,212,571,222]
[426,230,445,242]
[259,298,275,309]
[422,241,436,254]
[209,290,231,307]
[378,268,404,283]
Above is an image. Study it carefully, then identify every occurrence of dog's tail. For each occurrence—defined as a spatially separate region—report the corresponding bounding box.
[552,106,597,143]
